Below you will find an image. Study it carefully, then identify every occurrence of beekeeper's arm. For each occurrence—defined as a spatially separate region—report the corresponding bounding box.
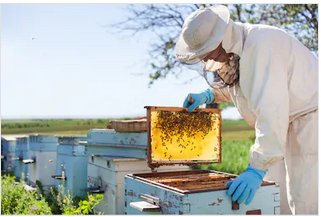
[243,39,289,170]
[183,87,232,112]
[226,35,290,205]
[183,89,214,112]
[183,87,234,111]
[212,87,232,103]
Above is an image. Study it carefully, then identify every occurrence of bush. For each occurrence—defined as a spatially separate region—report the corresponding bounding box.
[46,184,103,215]
[2,175,103,215]
[1,175,52,215]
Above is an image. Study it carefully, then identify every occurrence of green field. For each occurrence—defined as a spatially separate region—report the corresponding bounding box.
[1,118,255,174]
[1,119,110,135]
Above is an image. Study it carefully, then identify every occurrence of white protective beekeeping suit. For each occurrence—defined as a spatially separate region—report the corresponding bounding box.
[210,20,318,214]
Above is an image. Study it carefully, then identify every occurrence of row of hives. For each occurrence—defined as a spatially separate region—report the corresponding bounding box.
[1,129,188,214]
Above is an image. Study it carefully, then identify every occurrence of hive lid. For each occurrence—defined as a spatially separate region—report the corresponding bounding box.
[107,118,147,132]
[145,106,221,169]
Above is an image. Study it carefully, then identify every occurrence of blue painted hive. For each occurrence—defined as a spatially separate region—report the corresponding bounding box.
[53,136,88,198]
[25,134,58,188]
[85,129,147,159]
[13,136,29,180]
[1,136,17,172]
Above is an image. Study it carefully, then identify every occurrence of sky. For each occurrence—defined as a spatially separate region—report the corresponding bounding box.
[1,3,242,120]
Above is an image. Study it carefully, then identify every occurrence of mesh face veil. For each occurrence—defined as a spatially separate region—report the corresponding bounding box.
[182,54,240,89]
[213,54,240,87]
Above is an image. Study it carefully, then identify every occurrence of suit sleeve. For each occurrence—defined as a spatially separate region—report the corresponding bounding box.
[211,87,233,103]
[240,38,290,170]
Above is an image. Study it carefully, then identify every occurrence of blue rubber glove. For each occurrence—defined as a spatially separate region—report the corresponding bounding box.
[226,165,267,205]
[183,89,215,112]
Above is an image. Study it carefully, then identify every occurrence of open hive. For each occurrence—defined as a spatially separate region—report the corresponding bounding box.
[135,170,232,193]
[130,170,275,194]
[125,107,280,215]
[145,106,221,169]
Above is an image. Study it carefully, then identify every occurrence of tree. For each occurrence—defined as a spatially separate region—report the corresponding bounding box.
[112,4,318,86]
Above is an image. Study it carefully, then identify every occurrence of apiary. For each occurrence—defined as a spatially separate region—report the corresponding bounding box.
[85,122,189,214]
[13,136,29,180]
[52,136,88,198]
[25,134,58,189]
[124,106,280,215]
[1,135,17,172]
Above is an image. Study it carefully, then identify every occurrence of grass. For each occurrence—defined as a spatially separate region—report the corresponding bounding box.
[221,119,253,131]
[1,119,110,135]
[222,130,255,141]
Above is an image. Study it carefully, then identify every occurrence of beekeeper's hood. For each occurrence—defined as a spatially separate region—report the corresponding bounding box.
[175,5,245,64]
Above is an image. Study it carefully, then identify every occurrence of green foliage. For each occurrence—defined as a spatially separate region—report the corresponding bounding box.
[35,179,45,196]
[1,119,110,135]
[44,183,103,215]
[218,102,235,110]
[73,194,104,215]
[2,176,103,215]
[229,4,318,51]
[221,119,252,131]
[55,185,77,214]
[1,175,52,215]
[222,130,254,141]
[46,187,62,214]
[1,170,15,177]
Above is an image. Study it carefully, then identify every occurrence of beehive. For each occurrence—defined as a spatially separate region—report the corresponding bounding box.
[1,136,17,172]
[124,106,280,215]
[14,136,29,180]
[85,129,147,159]
[125,170,280,215]
[53,136,88,197]
[26,134,58,189]
[87,155,189,214]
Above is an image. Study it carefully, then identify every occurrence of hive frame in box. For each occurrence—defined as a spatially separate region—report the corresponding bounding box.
[126,170,276,194]
[145,106,222,170]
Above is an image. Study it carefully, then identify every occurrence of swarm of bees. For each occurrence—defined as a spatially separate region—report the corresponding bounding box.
[154,110,215,159]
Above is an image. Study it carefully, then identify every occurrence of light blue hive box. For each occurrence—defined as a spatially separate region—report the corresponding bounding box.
[53,135,88,198]
[25,134,58,189]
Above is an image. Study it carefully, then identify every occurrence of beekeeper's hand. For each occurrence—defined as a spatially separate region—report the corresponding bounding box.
[183,89,215,112]
[226,165,267,205]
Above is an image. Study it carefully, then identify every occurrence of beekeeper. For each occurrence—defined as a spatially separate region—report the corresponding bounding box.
[176,5,318,215]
